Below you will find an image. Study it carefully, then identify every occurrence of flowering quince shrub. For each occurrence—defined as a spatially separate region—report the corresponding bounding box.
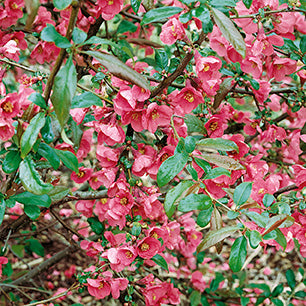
[0,0,306,305]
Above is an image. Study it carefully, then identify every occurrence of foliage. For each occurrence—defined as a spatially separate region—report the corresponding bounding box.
[0,0,305,305]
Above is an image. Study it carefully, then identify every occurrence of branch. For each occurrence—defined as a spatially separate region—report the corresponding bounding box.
[43,0,80,103]
[0,245,78,293]
[150,31,206,98]
[230,8,306,19]
[0,190,107,242]
[274,184,298,197]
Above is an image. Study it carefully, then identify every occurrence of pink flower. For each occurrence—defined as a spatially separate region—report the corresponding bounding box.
[266,56,297,82]
[96,0,124,20]
[0,117,15,141]
[80,240,104,257]
[292,165,306,189]
[204,115,227,138]
[143,103,172,133]
[71,167,93,184]
[191,271,207,292]
[75,200,95,218]
[195,52,222,81]
[241,56,263,79]
[0,93,20,118]
[109,190,134,215]
[89,168,116,190]
[96,144,120,168]
[87,277,111,299]
[137,237,161,259]
[97,122,125,146]
[160,18,186,45]
[169,80,204,114]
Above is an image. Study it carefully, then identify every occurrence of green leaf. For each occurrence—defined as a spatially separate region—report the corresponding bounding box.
[28,92,47,109]
[72,27,87,44]
[248,230,262,249]
[48,186,69,202]
[229,236,247,272]
[250,79,260,90]
[185,136,196,153]
[131,223,142,236]
[263,193,275,207]
[244,211,268,228]
[196,138,239,152]
[241,297,250,306]
[155,49,168,71]
[24,205,41,219]
[20,112,46,158]
[194,157,211,173]
[151,254,169,272]
[233,182,253,206]
[54,149,79,173]
[81,37,120,50]
[295,290,306,298]
[83,50,150,90]
[88,217,104,235]
[202,153,244,170]
[0,198,6,226]
[204,167,231,180]
[272,284,284,297]
[11,245,24,258]
[41,116,55,144]
[19,156,53,195]
[37,142,61,170]
[197,225,241,252]
[131,0,142,13]
[248,283,271,297]
[53,0,72,10]
[186,164,198,181]
[51,55,77,129]
[41,24,72,48]
[117,20,138,34]
[243,0,252,8]
[71,92,103,109]
[26,238,45,257]
[11,192,51,207]
[164,180,194,218]
[141,6,183,25]
[210,272,225,292]
[2,150,22,173]
[300,35,306,53]
[227,210,240,219]
[184,114,206,134]
[211,8,246,58]
[197,206,214,227]
[178,194,212,212]
[271,298,284,306]
[157,152,189,187]
[286,269,296,290]
[190,290,201,306]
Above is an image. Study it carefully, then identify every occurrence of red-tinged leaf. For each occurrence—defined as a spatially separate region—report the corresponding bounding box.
[213,78,234,110]
[202,153,245,170]
[197,225,241,253]
[262,215,294,236]
[211,7,246,58]
[210,206,223,253]
[197,138,239,152]
[83,50,150,90]
[51,55,77,129]
[126,38,163,48]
